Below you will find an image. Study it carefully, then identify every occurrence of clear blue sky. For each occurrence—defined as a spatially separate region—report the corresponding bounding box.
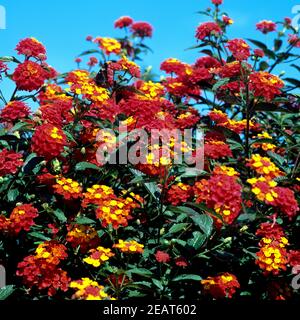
[0,0,299,100]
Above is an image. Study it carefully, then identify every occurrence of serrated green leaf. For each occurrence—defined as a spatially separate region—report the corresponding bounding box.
[152,279,164,290]
[53,209,67,223]
[168,223,189,235]
[188,231,206,249]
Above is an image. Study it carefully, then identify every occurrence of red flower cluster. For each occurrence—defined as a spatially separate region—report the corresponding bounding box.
[0,149,23,177]
[227,38,250,61]
[15,37,46,59]
[256,20,277,34]
[31,124,67,159]
[204,140,232,159]
[155,250,170,263]
[0,101,30,123]
[166,182,193,206]
[201,273,240,298]
[196,22,222,40]
[212,0,223,4]
[114,16,133,29]
[17,241,70,296]
[130,22,153,38]
[12,61,48,91]
[0,204,39,235]
[194,174,242,225]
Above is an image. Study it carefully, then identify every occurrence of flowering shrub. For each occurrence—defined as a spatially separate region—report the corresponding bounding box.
[0,0,299,301]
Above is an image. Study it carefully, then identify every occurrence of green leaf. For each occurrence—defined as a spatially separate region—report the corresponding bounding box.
[7,189,19,202]
[247,39,268,51]
[259,61,269,71]
[152,279,164,290]
[22,154,43,174]
[267,151,285,166]
[172,274,202,282]
[187,231,206,249]
[10,121,31,132]
[168,223,189,235]
[283,78,300,87]
[174,206,213,237]
[212,78,230,92]
[75,216,96,225]
[28,232,51,241]
[0,285,15,300]
[126,268,153,278]
[78,49,101,57]
[75,162,101,171]
[53,209,67,223]
[274,39,283,51]
[0,56,21,63]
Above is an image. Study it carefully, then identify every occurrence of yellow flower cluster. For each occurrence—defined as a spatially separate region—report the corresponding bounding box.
[70,278,114,300]
[113,239,144,254]
[83,246,115,267]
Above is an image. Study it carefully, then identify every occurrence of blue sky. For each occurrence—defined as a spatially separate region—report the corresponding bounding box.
[0,0,299,100]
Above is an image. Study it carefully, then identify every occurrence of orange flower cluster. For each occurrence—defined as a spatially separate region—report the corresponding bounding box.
[252,132,276,151]
[53,176,82,200]
[249,72,284,102]
[82,184,115,207]
[70,278,114,300]
[255,223,289,275]
[12,61,49,91]
[113,239,144,253]
[0,204,38,235]
[83,246,115,267]
[201,273,240,298]
[107,55,141,85]
[66,224,100,253]
[194,174,242,225]
[226,38,250,61]
[17,241,70,296]
[94,37,122,55]
[31,124,67,159]
[82,184,142,229]
[208,109,258,134]
[66,70,110,104]
[247,178,299,219]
